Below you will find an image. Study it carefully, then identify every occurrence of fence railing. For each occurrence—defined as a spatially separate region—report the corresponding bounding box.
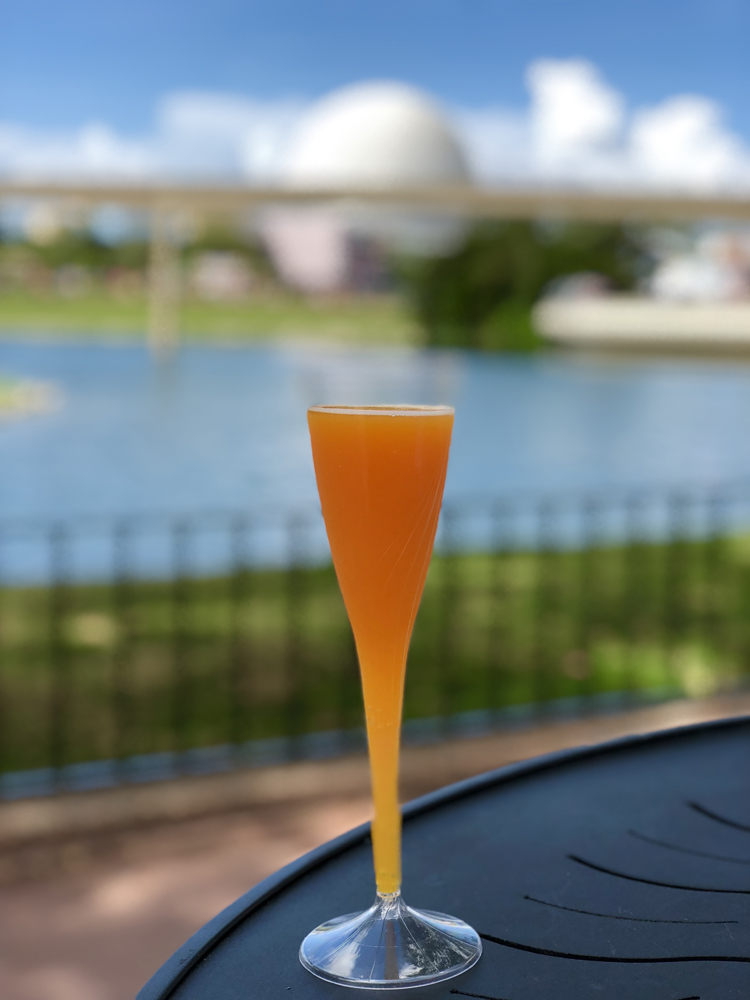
[1,486,749,798]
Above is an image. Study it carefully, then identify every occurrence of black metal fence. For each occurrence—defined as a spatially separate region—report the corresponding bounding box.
[1,486,750,798]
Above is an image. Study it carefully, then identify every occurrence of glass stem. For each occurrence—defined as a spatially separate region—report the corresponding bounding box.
[367,718,403,895]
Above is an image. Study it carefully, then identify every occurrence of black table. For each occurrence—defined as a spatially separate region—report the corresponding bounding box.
[138,717,750,1000]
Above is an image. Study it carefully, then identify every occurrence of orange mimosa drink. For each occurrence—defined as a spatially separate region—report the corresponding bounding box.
[308,404,453,895]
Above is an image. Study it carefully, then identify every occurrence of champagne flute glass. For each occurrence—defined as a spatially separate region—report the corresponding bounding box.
[299,404,481,989]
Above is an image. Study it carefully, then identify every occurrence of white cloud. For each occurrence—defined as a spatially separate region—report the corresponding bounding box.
[0,93,307,183]
[0,121,153,180]
[1,63,749,193]
[157,92,305,179]
[630,96,750,191]
[451,107,530,183]
[527,60,624,173]
[458,59,750,191]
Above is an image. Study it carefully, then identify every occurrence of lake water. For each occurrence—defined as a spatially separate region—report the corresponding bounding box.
[2,338,750,580]
[3,338,750,520]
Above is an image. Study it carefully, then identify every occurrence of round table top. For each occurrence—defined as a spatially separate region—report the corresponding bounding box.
[138,716,750,1000]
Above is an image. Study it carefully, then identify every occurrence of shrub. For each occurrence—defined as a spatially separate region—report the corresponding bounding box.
[398,220,648,351]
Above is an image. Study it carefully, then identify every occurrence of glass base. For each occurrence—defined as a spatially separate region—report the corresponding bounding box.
[299,892,482,990]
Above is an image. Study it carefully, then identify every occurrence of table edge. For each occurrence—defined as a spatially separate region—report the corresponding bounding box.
[136,713,750,1000]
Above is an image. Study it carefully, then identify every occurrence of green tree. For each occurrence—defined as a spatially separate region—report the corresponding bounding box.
[30,231,149,271]
[184,224,275,282]
[399,220,648,351]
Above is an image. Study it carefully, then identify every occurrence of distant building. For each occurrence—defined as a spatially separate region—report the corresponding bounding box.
[262,81,472,294]
[283,81,469,189]
[537,227,750,350]
[24,202,66,245]
[649,230,750,302]
[264,213,389,294]
[190,252,253,301]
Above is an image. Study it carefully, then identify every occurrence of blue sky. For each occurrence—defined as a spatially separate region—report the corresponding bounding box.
[2,0,749,191]
[3,0,750,135]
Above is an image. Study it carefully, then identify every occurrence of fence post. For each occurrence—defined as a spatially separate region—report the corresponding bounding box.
[487,501,512,716]
[576,496,604,706]
[437,507,459,735]
[621,494,646,703]
[664,493,690,694]
[228,515,250,754]
[112,519,133,776]
[718,491,750,687]
[171,518,190,770]
[533,498,558,713]
[740,557,750,687]
[48,523,69,789]
[285,514,306,755]
[0,528,5,784]
[705,492,730,688]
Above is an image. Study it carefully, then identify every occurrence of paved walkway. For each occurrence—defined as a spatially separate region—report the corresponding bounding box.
[1,693,748,1000]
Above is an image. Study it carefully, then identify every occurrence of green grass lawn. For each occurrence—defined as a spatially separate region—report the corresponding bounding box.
[0,291,420,347]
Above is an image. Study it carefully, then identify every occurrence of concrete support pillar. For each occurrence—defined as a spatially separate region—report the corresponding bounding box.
[148,209,181,357]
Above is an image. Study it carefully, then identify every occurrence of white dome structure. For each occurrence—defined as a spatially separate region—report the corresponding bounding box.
[283,82,470,188]
[264,83,471,292]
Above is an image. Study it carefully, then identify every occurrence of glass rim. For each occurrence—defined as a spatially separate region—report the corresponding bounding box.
[308,404,454,416]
